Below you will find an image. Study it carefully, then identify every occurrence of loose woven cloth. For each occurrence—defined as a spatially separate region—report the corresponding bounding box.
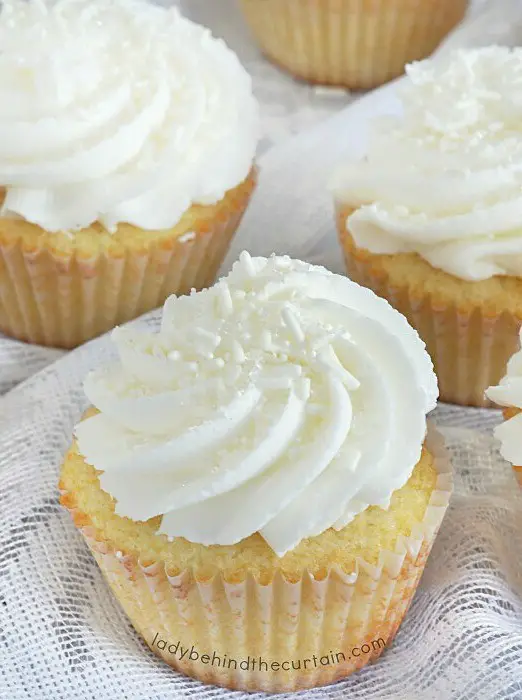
[2,1,522,699]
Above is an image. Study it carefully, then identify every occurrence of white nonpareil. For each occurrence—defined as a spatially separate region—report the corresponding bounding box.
[486,331,522,466]
[0,0,259,232]
[75,253,438,556]
[332,47,522,282]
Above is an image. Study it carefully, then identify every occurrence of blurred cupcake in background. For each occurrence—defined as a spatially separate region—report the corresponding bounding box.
[238,0,468,89]
[486,332,522,486]
[332,47,522,407]
[0,0,259,349]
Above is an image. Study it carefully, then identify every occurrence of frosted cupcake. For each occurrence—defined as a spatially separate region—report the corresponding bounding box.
[0,0,258,348]
[239,0,467,89]
[486,331,522,486]
[332,47,522,408]
[60,252,452,692]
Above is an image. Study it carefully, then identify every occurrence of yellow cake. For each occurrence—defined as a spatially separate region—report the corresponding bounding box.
[239,0,467,89]
[0,0,259,348]
[332,48,522,407]
[60,427,442,692]
[59,252,451,692]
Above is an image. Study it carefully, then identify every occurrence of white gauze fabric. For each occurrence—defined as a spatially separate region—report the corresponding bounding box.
[2,1,522,699]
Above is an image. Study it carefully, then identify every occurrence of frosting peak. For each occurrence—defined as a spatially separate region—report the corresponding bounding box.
[486,331,522,467]
[332,47,522,282]
[0,0,259,232]
[75,253,438,556]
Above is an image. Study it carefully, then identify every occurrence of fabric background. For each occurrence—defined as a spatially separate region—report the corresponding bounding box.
[2,1,522,699]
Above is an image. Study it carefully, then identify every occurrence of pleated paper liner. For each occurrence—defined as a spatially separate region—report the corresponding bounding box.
[337,204,522,408]
[0,169,256,349]
[59,425,452,694]
[239,0,467,90]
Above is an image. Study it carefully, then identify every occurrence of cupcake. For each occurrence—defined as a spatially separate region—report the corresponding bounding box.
[332,47,522,408]
[239,0,467,90]
[0,0,258,349]
[486,330,522,486]
[59,252,452,692]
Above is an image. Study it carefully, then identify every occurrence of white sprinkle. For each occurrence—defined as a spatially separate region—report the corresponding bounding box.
[178,231,196,244]
[261,330,273,351]
[195,328,221,347]
[232,340,246,364]
[234,290,247,300]
[281,305,305,343]
[347,449,362,473]
[306,403,323,415]
[239,250,256,276]
[215,358,225,368]
[168,350,181,361]
[318,347,360,390]
[187,362,198,372]
[218,283,234,316]
[332,340,362,390]
[340,368,360,390]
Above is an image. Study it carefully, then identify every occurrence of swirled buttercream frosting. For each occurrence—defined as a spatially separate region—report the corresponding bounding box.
[75,253,438,556]
[486,332,522,467]
[0,0,258,232]
[332,47,522,282]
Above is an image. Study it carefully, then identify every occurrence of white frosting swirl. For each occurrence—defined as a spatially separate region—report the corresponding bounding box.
[0,0,258,232]
[332,47,522,282]
[75,253,438,556]
[486,331,522,467]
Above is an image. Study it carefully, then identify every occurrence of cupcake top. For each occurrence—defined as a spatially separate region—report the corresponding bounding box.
[0,0,259,233]
[332,47,522,282]
[486,333,522,467]
[75,253,438,557]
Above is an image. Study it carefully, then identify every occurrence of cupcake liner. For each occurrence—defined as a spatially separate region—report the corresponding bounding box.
[337,205,522,408]
[0,170,256,349]
[60,424,452,693]
[239,0,467,89]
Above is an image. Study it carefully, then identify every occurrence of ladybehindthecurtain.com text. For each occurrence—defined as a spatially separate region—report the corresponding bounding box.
[151,633,386,672]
